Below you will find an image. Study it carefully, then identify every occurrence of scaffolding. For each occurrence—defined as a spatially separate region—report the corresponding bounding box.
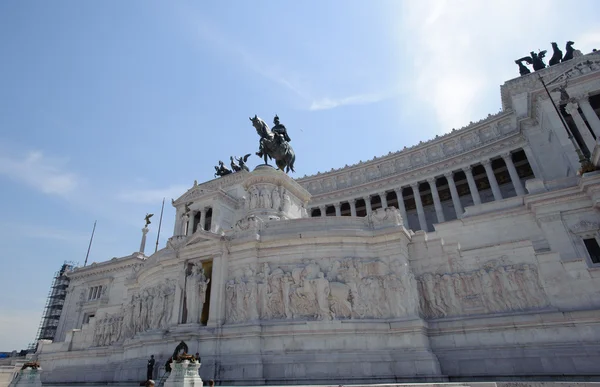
[29,261,77,350]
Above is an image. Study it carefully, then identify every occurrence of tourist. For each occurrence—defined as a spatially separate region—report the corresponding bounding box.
[147,355,155,380]
[165,357,172,373]
[145,380,155,387]
[195,352,200,362]
[209,379,215,387]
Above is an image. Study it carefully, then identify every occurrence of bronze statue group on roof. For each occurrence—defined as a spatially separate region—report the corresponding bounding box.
[515,41,578,76]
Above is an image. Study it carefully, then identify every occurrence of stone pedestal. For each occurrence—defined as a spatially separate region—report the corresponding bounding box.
[164,361,202,387]
[8,367,42,387]
[235,165,311,228]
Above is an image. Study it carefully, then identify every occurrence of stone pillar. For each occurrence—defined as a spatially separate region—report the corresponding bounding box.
[482,159,503,201]
[379,192,388,209]
[199,210,206,231]
[319,205,326,217]
[502,152,525,196]
[410,183,427,231]
[188,211,195,235]
[462,166,482,205]
[427,177,445,223]
[565,101,596,153]
[444,171,464,219]
[364,196,372,215]
[349,199,357,217]
[522,145,543,179]
[334,203,341,217]
[140,227,149,254]
[578,96,600,138]
[208,253,228,327]
[394,188,409,228]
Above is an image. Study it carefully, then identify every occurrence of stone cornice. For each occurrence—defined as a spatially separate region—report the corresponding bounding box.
[68,254,145,281]
[297,111,513,185]
[173,172,249,206]
[307,133,526,204]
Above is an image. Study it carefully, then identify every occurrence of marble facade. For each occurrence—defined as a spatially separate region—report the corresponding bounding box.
[36,51,600,385]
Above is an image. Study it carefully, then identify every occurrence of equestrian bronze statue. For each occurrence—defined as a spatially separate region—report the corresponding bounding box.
[249,115,296,173]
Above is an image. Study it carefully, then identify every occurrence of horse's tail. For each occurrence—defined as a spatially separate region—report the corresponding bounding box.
[287,152,295,173]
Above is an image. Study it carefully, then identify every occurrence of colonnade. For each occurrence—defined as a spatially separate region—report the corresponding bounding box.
[563,94,600,155]
[185,207,212,235]
[310,148,534,231]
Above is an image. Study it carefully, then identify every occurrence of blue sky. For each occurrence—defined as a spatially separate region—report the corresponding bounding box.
[1,1,599,350]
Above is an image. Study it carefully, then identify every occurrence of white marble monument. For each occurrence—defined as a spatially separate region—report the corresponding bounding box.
[36,50,600,385]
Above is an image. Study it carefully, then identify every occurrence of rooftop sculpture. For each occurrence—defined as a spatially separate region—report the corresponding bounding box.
[515,41,578,76]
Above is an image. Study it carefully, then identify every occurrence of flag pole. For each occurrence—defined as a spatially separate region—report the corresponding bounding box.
[84,220,97,267]
[155,198,165,253]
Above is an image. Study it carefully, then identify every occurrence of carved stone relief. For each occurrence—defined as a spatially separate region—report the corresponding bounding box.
[93,313,123,347]
[417,263,548,318]
[225,257,417,324]
[118,279,177,341]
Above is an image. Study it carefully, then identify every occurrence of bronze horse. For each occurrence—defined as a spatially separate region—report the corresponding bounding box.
[250,115,296,173]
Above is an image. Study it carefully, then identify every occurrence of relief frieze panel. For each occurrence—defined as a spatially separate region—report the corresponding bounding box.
[225,257,418,324]
[417,262,548,319]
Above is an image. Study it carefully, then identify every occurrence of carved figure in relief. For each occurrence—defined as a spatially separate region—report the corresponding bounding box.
[272,186,281,211]
[313,272,332,320]
[281,273,293,319]
[282,191,291,212]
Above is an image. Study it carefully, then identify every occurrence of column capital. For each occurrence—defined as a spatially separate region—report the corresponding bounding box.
[333,202,341,208]
[426,176,437,184]
[443,171,455,178]
[319,205,326,210]
[394,187,404,194]
[481,159,493,167]
[363,194,371,200]
[378,191,387,197]
[461,166,473,173]
[349,198,356,203]
[410,182,419,189]
[501,152,513,160]
[565,101,579,114]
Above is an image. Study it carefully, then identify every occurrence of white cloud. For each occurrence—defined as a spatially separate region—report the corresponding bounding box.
[117,185,189,204]
[400,0,559,133]
[0,149,78,196]
[309,92,392,111]
[185,12,390,112]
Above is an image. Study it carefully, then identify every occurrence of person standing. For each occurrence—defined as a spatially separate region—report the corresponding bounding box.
[146,355,155,380]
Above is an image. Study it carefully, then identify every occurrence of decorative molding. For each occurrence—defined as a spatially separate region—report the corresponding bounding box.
[570,220,600,233]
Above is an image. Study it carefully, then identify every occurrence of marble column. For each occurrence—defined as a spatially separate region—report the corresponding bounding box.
[379,192,388,209]
[578,96,600,138]
[188,212,195,235]
[427,177,445,223]
[319,205,326,217]
[208,253,228,327]
[349,199,357,217]
[181,215,189,236]
[334,203,341,217]
[444,171,464,219]
[462,166,482,205]
[140,227,149,254]
[482,159,503,201]
[565,101,596,153]
[410,183,427,231]
[501,153,525,196]
[394,188,409,228]
[364,196,372,215]
[522,145,543,179]
[199,210,207,231]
